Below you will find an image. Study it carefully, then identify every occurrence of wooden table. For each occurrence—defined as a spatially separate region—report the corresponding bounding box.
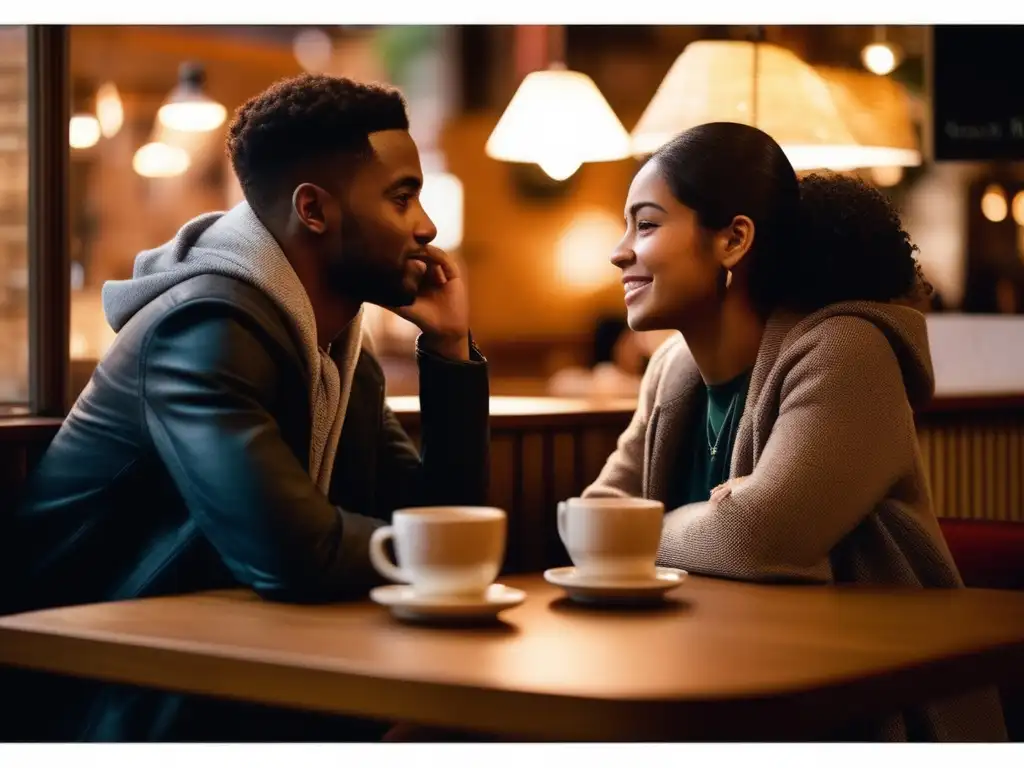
[3,575,1024,740]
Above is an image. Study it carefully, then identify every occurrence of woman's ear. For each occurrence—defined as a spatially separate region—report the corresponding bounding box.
[716,214,756,271]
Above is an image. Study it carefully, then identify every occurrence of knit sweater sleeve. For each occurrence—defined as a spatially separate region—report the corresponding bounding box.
[657,317,917,583]
[582,336,683,499]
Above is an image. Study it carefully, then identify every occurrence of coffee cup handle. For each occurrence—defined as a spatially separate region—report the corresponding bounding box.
[368,526,408,584]
[557,501,568,547]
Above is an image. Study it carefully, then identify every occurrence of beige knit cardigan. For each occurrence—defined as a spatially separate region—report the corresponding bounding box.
[584,301,1008,742]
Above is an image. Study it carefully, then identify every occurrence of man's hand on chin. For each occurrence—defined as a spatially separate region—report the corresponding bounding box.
[388,245,472,362]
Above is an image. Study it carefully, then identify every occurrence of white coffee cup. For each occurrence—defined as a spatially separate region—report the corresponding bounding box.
[369,506,507,598]
[557,497,665,579]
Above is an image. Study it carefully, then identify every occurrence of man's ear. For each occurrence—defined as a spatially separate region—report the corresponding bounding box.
[292,183,332,235]
[717,214,756,271]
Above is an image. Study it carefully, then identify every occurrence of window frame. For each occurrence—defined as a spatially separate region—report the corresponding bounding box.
[26,25,70,417]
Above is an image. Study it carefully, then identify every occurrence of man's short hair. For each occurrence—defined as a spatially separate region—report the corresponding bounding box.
[226,74,409,211]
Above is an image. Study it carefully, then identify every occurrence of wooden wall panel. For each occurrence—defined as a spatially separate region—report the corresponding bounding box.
[917,414,1024,522]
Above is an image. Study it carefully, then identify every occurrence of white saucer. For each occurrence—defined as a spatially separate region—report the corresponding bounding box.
[370,583,526,623]
[543,566,688,605]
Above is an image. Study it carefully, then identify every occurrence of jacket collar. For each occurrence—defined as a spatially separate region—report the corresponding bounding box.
[644,310,805,498]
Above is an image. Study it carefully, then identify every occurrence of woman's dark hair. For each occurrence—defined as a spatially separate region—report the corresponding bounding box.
[650,122,930,316]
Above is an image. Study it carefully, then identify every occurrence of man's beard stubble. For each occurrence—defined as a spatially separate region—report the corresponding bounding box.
[327,217,418,308]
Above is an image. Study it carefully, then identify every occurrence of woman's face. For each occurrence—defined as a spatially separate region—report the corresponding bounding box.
[611,159,752,331]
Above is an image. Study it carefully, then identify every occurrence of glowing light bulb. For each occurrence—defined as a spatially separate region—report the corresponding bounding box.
[981,184,1008,223]
[861,43,899,76]
[95,82,124,138]
[158,63,227,133]
[69,114,100,149]
[538,156,582,181]
[133,142,191,178]
[1012,191,1024,226]
[158,100,227,133]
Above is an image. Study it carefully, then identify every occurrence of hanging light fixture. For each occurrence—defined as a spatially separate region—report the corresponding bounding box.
[630,38,867,171]
[95,81,124,138]
[486,26,631,181]
[133,121,192,179]
[814,66,921,169]
[157,62,227,133]
[861,26,902,76]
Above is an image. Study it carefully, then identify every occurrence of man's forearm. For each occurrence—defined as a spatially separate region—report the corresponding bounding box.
[416,333,490,505]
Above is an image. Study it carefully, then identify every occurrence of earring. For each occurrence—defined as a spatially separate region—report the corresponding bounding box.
[725,269,733,289]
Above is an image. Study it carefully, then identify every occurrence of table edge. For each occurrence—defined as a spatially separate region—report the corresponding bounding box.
[2,595,1024,740]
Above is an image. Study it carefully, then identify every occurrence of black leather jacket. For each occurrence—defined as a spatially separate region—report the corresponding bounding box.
[7,274,490,740]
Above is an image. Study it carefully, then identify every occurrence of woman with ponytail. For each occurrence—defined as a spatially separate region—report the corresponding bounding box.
[585,121,1006,741]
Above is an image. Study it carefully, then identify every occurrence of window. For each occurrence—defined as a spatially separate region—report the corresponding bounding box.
[0,26,28,410]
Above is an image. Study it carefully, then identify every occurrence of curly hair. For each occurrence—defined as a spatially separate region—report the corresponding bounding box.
[226,73,409,211]
[779,172,931,312]
[650,123,930,316]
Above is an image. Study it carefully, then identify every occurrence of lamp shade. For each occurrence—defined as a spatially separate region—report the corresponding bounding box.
[486,65,631,180]
[630,40,867,171]
[815,66,921,169]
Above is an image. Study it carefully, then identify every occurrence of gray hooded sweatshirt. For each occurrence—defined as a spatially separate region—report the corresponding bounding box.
[102,201,364,494]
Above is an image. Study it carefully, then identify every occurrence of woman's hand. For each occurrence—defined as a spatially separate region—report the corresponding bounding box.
[710,475,748,503]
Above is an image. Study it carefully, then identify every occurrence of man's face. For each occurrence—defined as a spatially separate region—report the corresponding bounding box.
[325,130,438,307]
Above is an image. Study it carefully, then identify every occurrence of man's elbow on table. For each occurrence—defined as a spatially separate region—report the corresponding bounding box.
[224,509,388,604]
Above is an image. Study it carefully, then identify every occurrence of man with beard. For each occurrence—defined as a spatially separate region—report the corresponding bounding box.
[10,75,490,741]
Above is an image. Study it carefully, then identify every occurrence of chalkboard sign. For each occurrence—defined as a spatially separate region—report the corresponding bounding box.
[931,25,1024,161]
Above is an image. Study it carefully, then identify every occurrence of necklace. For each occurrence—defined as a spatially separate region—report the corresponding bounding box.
[706,395,738,457]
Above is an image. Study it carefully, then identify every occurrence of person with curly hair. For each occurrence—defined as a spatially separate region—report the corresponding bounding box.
[12,74,490,741]
[585,122,1007,741]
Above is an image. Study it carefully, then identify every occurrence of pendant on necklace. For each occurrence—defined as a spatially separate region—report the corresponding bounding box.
[710,446,717,457]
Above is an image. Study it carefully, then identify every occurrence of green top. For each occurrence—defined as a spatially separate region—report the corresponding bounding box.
[668,369,752,508]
